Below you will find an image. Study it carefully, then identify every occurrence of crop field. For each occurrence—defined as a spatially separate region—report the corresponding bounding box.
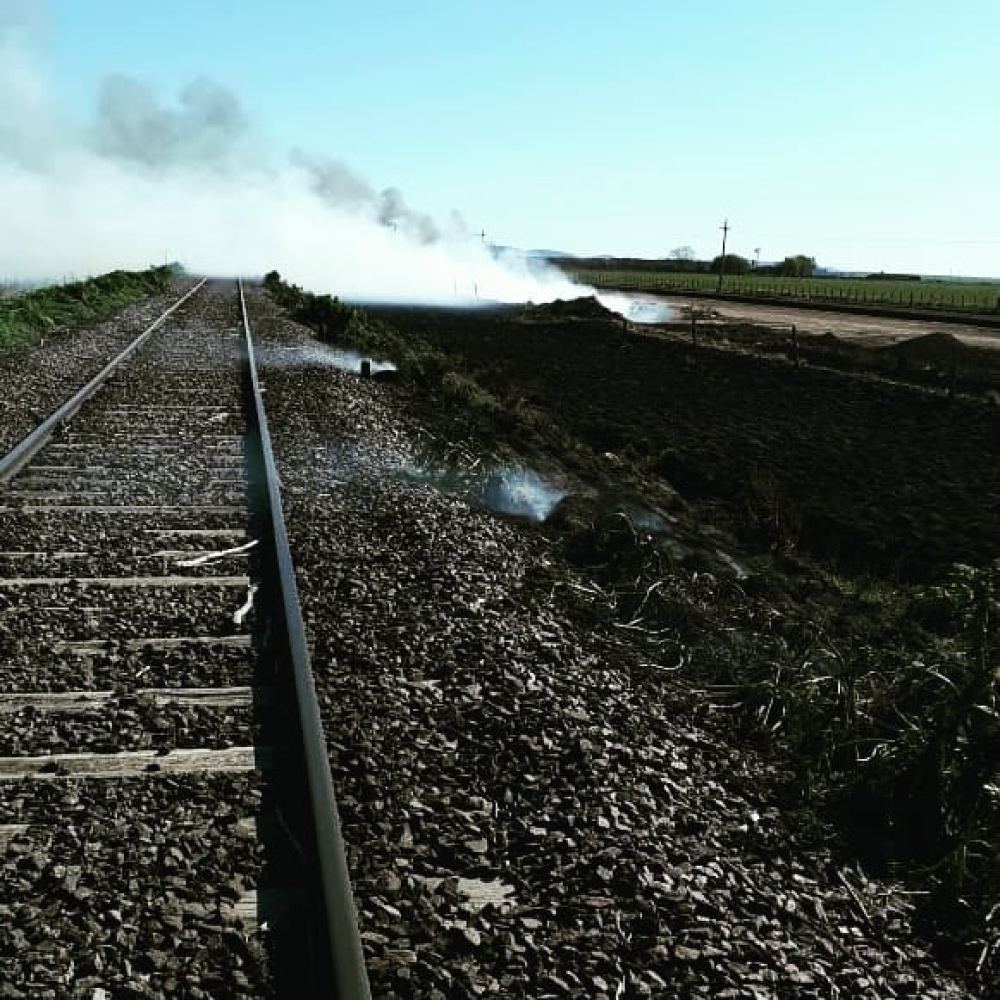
[566,266,1000,316]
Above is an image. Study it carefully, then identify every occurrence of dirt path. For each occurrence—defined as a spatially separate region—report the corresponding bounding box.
[663,295,1000,350]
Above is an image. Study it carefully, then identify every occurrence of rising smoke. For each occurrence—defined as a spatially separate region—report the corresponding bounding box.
[0,8,581,304]
[93,74,251,172]
[289,150,441,245]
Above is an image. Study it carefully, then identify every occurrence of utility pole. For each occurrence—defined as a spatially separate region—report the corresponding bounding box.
[716,218,730,293]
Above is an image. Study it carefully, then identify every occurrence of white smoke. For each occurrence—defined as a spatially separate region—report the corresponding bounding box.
[0,12,583,305]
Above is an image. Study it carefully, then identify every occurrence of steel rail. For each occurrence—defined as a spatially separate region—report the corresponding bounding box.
[0,278,208,484]
[237,279,372,1000]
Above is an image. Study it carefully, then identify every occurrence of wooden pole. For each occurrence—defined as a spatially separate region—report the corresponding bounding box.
[716,219,730,293]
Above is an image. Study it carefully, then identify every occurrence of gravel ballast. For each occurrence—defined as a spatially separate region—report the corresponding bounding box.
[0,279,202,454]
[1,282,282,997]
[0,774,271,997]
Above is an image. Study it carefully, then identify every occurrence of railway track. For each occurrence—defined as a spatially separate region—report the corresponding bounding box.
[0,279,370,998]
[4,276,982,997]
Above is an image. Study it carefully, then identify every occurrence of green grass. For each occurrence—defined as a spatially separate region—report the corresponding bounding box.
[0,265,180,351]
[565,267,1000,315]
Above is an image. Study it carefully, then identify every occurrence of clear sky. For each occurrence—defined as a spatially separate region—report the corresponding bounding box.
[6,0,1000,279]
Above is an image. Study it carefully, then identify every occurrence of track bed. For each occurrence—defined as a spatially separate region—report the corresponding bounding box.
[0,282,333,997]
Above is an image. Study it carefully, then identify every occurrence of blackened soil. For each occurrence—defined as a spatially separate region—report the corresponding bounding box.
[369,304,1000,581]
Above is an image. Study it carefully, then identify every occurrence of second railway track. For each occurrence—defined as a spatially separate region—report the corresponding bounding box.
[0,279,368,998]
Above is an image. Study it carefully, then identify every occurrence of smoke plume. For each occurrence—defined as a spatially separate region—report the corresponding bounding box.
[0,12,580,304]
[93,74,251,172]
[289,151,441,244]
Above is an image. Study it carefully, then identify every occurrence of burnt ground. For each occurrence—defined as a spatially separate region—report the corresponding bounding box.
[365,300,1000,583]
[250,286,998,996]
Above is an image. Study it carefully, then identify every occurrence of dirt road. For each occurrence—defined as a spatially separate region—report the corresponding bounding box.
[663,294,1000,350]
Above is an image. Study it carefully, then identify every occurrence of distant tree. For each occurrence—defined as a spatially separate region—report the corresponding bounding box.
[777,255,817,277]
[664,246,707,273]
[710,253,751,275]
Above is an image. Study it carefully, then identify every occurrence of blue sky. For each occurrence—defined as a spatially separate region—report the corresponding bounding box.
[14,0,1000,276]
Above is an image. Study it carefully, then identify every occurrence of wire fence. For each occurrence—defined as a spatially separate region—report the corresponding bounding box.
[571,269,1000,315]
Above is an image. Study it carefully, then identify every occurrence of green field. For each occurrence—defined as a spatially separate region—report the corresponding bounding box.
[565,266,1000,316]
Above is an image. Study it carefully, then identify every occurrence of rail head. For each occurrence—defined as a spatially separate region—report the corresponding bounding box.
[0,278,208,484]
[238,278,372,1000]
